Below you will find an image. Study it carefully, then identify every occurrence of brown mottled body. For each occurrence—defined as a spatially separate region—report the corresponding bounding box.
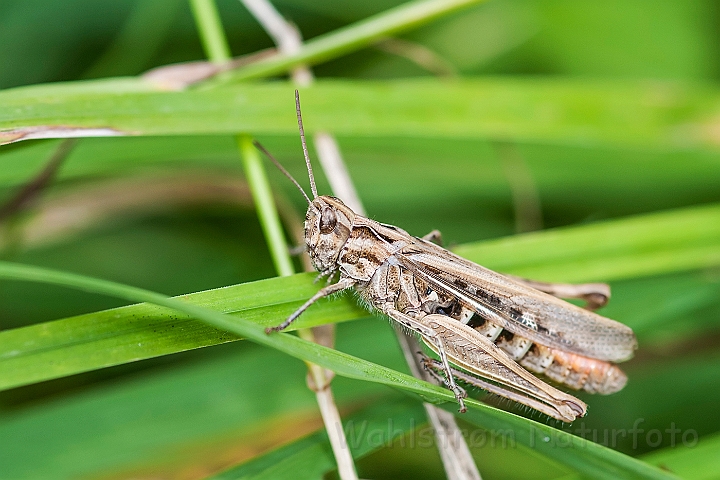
[280,195,636,421]
[336,207,631,393]
[261,91,637,422]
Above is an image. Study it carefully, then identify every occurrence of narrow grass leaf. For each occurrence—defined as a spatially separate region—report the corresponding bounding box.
[0,261,676,479]
[0,203,717,389]
[3,79,720,149]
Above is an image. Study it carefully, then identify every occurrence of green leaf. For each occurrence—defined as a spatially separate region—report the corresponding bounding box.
[0,261,676,479]
[1,202,718,390]
[455,202,720,283]
[640,432,720,480]
[222,0,486,82]
[0,320,404,480]
[3,79,720,149]
[0,271,364,390]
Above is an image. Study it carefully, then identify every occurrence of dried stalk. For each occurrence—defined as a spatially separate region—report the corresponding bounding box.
[240,1,357,478]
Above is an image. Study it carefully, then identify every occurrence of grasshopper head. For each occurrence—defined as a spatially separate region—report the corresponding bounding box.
[305,195,355,273]
[255,91,357,274]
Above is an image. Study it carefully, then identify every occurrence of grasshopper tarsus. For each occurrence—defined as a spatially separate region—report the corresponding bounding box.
[419,354,467,414]
[455,386,468,411]
[267,312,300,333]
[582,292,610,311]
[566,400,586,417]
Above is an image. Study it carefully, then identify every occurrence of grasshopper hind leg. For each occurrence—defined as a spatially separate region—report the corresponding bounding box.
[421,355,585,423]
[420,354,466,398]
[421,229,443,246]
[505,275,611,311]
[382,306,468,412]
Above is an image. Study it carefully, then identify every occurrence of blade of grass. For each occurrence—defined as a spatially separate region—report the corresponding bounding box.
[3,79,720,149]
[189,0,232,63]
[0,261,442,401]
[0,271,362,390]
[0,319,405,480]
[1,202,718,390]
[0,260,677,479]
[454,404,678,480]
[639,432,720,479]
[454,202,720,283]
[220,0,486,83]
[238,135,294,276]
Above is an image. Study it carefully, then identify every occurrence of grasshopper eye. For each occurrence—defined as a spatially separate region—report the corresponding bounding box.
[320,208,337,234]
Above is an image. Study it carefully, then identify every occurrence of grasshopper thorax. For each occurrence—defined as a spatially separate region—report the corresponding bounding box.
[305,195,355,273]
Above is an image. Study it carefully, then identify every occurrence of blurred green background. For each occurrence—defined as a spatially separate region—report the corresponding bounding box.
[0,1,719,479]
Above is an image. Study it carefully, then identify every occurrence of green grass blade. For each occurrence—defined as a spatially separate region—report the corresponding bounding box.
[0,322,401,480]
[0,261,676,479]
[0,271,361,390]
[455,202,720,283]
[189,0,232,63]
[639,432,720,480]
[455,405,679,480]
[3,79,720,149]
[222,0,485,82]
[0,261,438,400]
[1,202,717,390]
[238,135,295,276]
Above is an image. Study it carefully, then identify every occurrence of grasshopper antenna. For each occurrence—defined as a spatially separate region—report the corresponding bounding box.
[253,140,313,206]
[295,90,318,199]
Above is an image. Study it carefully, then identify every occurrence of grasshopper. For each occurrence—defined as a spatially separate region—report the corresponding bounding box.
[258,91,637,422]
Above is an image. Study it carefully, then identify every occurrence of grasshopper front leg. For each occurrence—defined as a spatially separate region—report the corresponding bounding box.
[266,277,356,333]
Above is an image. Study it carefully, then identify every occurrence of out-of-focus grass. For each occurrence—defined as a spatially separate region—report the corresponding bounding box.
[0,1,719,479]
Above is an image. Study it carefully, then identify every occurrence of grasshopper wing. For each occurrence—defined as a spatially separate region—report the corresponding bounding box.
[402,239,637,363]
